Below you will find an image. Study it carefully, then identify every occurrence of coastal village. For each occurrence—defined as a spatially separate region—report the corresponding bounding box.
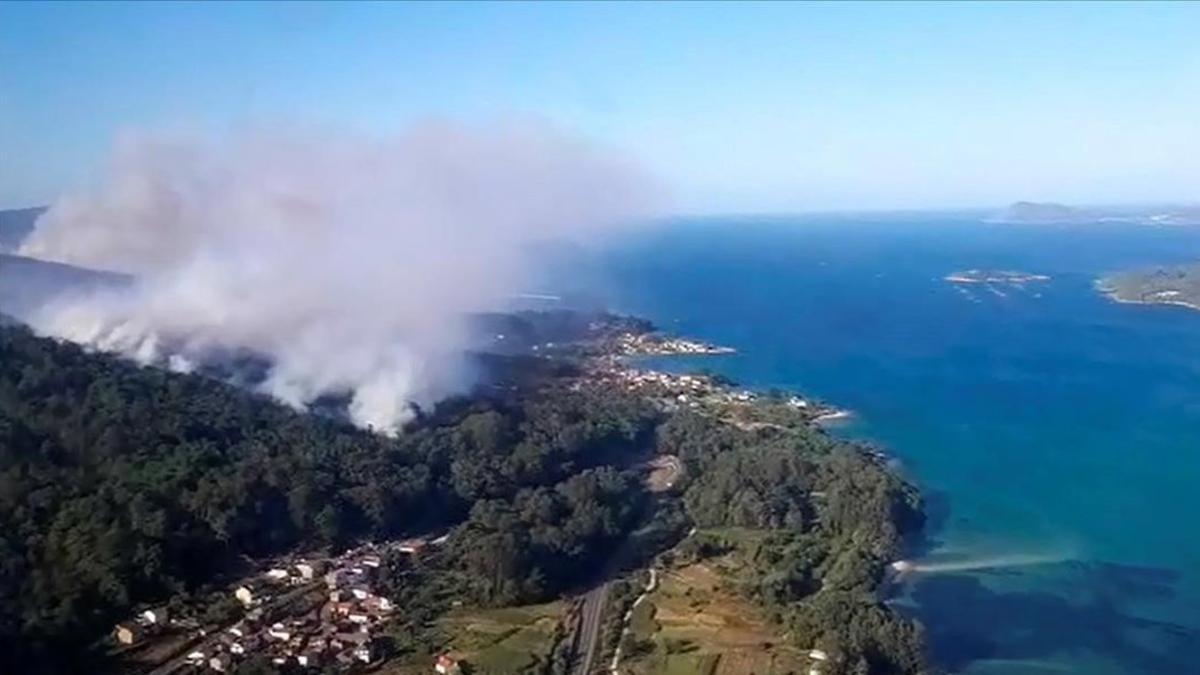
[112,536,459,674]
[581,330,847,427]
[607,331,736,357]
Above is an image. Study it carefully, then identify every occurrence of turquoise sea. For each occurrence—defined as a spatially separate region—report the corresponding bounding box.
[589,214,1200,674]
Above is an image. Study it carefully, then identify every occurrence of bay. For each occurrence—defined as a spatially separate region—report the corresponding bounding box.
[587,214,1200,674]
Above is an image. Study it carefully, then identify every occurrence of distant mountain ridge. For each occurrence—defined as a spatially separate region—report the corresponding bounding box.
[990,201,1200,226]
[0,253,130,321]
[0,206,45,251]
[0,207,131,321]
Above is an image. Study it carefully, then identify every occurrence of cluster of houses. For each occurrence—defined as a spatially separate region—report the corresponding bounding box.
[113,607,172,646]
[184,548,400,671]
[592,366,757,409]
[579,354,840,430]
[109,529,467,673]
[610,332,734,356]
[117,538,444,673]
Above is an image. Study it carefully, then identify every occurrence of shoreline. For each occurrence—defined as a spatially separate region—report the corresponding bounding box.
[581,324,925,673]
[813,408,852,424]
[1095,264,1200,313]
[1095,280,1200,313]
[584,325,868,448]
[1106,295,1200,312]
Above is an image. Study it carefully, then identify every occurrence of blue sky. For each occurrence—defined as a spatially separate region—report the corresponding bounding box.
[2,1,1198,212]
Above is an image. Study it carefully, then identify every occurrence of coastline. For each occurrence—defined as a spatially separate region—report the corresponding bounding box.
[596,220,1200,675]
[813,408,852,424]
[1105,295,1200,312]
[583,327,852,430]
[581,323,927,673]
[1095,278,1200,313]
[580,323,898,489]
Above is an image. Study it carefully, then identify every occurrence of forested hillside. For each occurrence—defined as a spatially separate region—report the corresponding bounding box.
[0,324,656,672]
[0,321,926,674]
[660,411,926,673]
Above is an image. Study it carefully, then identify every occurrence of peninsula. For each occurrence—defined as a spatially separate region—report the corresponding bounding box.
[610,331,735,356]
[1098,263,1200,311]
[988,201,1200,226]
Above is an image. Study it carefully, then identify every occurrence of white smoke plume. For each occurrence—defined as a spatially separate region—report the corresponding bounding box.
[20,121,658,434]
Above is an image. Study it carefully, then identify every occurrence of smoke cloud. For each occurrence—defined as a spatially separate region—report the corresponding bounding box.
[20,121,658,433]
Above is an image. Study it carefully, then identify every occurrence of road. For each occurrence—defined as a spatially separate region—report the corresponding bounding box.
[569,582,609,675]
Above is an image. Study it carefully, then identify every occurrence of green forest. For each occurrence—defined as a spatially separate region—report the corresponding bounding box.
[660,411,926,673]
[0,323,656,672]
[0,321,926,674]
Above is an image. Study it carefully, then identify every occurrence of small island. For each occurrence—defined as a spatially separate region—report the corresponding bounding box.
[945,269,1050,285]
[988,201,1200,226]
[1098,263,1200,311]
[989,201,1088,225]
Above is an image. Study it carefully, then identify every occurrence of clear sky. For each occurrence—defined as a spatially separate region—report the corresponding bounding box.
[2,1,1198,213]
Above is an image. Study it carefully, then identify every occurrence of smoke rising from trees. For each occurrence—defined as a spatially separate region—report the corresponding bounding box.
[20,121,658,433]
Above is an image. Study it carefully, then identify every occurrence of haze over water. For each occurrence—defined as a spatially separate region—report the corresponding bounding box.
[591,214,1200,674]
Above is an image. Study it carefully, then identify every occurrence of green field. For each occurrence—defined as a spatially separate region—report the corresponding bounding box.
[376,601,565,675]
[439,602,566,674]
[621,562,810,675]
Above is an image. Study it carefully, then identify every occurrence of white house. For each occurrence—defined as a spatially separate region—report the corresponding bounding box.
[234,585,257,607]
[354,644,374,663]
[295,561,323,580]
[141,608,169,625]
[209,654,232,672]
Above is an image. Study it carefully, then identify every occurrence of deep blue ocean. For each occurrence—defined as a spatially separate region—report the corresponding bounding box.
[587,213,1200,674]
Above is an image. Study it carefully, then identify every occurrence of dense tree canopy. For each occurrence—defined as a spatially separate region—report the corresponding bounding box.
[0,324,655,672]
[659,411,926,673]
[0,319,925,674]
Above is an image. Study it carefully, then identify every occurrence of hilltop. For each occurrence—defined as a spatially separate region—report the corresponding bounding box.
[0,206,44,251]
[990,201,1088,224]
[0,252,130,320]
